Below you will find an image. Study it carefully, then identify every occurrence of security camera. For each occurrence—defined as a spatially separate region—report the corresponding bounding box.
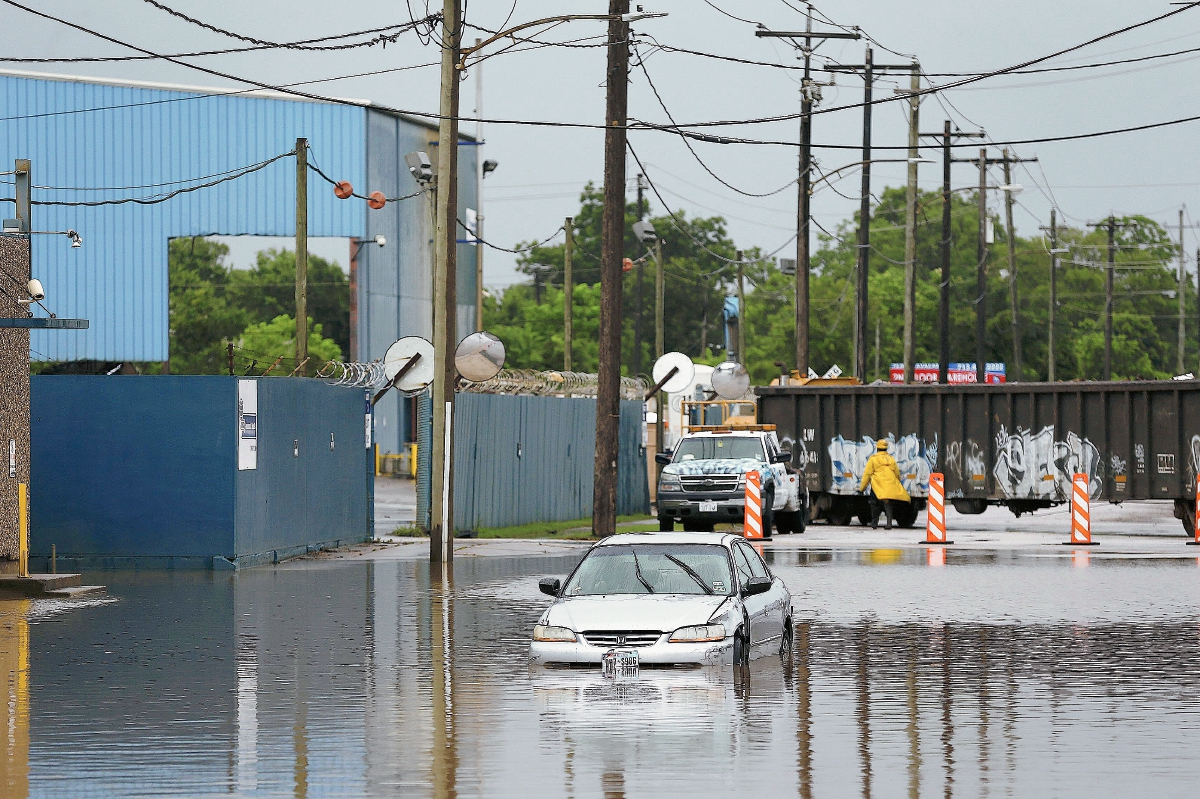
[482,159,499,177]
[404,152,433,186]
[373,234,386,247]
[67,229,82,248]
[27,279,44,301]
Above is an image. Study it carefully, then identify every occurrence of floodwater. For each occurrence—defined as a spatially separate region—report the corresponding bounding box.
[5,546,1200,797]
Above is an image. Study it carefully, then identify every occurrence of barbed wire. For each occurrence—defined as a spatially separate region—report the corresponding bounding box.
[460,369,647,401]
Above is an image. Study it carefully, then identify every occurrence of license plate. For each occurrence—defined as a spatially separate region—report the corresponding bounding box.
[699,501,718,513]
[601,649,640,678]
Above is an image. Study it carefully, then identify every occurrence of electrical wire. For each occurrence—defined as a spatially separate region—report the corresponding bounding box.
[306,157,421,204]
[138,0,441,51]
[456,218,564,254]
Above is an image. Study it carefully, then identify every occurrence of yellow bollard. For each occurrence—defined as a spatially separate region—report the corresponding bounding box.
[17,482,28,578]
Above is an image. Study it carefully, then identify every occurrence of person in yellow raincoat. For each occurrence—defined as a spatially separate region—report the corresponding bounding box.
[858,439,912,529]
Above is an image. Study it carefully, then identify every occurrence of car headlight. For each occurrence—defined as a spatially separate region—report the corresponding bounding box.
[533,624,577,642]
[659,474,681,492]
[669,624,726,643]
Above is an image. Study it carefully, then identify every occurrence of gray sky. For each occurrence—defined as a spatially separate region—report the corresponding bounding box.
[5,0,1200,289]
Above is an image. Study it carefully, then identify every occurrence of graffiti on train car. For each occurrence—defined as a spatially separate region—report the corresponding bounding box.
[828,434,937,496]
[992,425,1102,500]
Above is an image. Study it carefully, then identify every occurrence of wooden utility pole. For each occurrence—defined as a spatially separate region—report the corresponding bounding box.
[1042,209,1059,382]
[975,148,988,383]
[1180,208,1187,375]
[593,0,630,538]
[902,65,920,384]
[474,37,485,333]
[295,137,308,375]
[1088,216,1131,381]
[736,249,745,363]
[755,18,859,379]
[855,48,874,383]
[633,174,646,377]
[430,0,461,562]
[655,238,665,361]
[1002,149,1021,382]
[564,217,573,371]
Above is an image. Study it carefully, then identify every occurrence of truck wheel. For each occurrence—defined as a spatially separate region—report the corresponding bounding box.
[1174,499,1195,537]
[894,502,919,529]
[827,508,852,526]
[658,516,674,532]
[796,505,808,534]
[774,511,796,535]
[762,490,774,539]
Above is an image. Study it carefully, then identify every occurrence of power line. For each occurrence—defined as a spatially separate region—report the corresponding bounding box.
[306,156,421,204]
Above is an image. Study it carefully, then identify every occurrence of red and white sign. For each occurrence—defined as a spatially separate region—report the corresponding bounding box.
[890,363,1006,384]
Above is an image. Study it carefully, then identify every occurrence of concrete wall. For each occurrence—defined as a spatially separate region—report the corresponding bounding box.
[0,234,30,559]
[30,375,371,568]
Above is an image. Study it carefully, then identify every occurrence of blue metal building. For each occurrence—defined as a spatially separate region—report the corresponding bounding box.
[0,69,478,454]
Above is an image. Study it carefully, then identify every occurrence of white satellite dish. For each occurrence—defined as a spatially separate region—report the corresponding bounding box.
[712,360,751,399]
[383,336,435,392]
[455,331,506,382]
[651,352,695,395]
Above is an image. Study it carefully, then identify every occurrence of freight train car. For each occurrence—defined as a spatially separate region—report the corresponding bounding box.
[757,381,1200,535]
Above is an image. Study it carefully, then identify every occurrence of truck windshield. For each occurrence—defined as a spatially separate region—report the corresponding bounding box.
[562,544,735,596]
[673,437,765,462]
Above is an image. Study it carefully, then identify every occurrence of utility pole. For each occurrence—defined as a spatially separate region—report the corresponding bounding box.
[855,48,874,382]
[633,173,646,377]
[756,16,860,378]
[430,0,462,562]
[1002,149,1021,382]
[655,235,664,468]
[901,64,920,384]
[295,137,308,376]
[564,217,573,371]
[1040,209,1059,382]
[1087,215,1132,381]
[1180,208,1187,375]
[975,149,987,383]
[920,123,984,383]
[474,37,485,333]
[736,249,745,363]
[593,0,630,538]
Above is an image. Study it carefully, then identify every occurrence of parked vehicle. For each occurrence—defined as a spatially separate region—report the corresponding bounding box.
[530,532,793,668]
[654,410,807,535]
[757,380,1200,535]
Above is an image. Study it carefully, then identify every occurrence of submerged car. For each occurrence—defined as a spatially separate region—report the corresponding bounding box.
[530,532,792,668]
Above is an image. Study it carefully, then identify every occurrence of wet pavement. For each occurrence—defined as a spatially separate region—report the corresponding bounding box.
[5,515,1200,797]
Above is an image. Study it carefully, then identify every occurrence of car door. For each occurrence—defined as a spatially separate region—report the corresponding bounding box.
[738,542,784,643]
[733,542,774,645]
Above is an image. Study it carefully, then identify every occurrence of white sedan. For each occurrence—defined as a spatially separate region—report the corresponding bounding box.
[529,532,793,668]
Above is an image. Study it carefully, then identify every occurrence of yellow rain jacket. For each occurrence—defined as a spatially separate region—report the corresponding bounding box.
[859,451,912,502]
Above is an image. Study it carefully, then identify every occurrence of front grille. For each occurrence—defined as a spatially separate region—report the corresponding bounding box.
[582,630,662,648]
[679,474,739,492]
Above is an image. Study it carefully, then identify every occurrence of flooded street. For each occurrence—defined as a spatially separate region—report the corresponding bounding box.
[5,537,1200,797]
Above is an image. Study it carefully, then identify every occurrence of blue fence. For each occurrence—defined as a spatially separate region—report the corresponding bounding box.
[412,393,650,532]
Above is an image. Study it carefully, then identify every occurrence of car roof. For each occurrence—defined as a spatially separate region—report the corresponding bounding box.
[593,531,740,547]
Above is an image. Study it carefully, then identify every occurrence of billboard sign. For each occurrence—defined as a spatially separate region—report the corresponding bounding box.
[889,362,1006,384]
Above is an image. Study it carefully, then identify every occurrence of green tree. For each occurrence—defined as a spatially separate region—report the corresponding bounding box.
[238,315,342,369]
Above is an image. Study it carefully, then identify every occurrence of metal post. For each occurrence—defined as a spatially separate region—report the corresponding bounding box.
[855,48,874,382]
[430,0,461,562]
[475,37,485,333]
[939,122,951,384]
[564,217,573,371]
[1048,209,1058,382]
[736,249,745,363]
[295,138,308,376]
[593,0,630,538]
[14,159,29,233]
[1003,149,1021,382]
[975,148,988,384]
[1105,216,1115,381]
[902,64,920,384]
[1180,207,1187,375]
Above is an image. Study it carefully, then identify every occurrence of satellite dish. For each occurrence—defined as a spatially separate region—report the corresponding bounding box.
[652,352,695,394]
[455,331,506,382]
[383,336,435,392]
[712,361,751,399]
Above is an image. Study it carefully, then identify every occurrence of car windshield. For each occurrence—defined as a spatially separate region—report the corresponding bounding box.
[673,437,765,462]
[562,544,734,596]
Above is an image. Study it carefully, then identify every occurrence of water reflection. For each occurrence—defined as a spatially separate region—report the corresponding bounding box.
[0,554,1197,795]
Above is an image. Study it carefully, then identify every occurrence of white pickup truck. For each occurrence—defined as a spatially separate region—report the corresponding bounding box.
[654,427,807,536]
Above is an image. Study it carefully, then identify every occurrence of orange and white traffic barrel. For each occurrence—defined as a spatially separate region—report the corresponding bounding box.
[744,470,763,539]
[1067,472,1097,546]
[923,472,952,545]
[1189,476,1200,547]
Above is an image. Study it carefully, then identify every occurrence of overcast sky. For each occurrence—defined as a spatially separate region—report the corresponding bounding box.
[4,0,1200,286]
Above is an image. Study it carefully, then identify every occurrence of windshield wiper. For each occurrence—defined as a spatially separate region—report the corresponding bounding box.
[631,548,655,594]
[663,553,714,595]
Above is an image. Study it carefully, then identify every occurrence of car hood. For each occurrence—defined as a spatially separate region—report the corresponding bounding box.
[546,594,732,633]
[662,458,765,477]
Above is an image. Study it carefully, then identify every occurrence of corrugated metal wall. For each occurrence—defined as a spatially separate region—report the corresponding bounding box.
[416,393,650,531]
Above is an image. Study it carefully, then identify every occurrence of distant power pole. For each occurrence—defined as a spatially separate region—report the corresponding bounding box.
[901,64,920,384]
[564,216,573,371]
[736,249,746,363]
[975,148,987,383]
[1088,215,1132,381]
[1180,208,1187,375]
[633,173,646,377]
[999,148,1036,383]
[755,15,860,378]
[295,137,309,376]
[855,48,874,382]
[1040,209,1060,382]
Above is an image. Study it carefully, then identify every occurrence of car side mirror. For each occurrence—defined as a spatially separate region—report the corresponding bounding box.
[655,452,672,465]
[741,576,772,596]
[539,577,561,597]
[773,451,792,464]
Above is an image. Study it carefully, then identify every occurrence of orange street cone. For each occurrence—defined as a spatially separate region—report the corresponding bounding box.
[1064,472,1098,546]
[744,470,764,539]
[1189,476,1200,547]
[922,472,953,545]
